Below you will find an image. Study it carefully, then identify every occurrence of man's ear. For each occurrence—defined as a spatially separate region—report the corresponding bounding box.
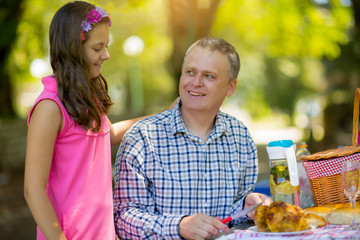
[226,79,237,97]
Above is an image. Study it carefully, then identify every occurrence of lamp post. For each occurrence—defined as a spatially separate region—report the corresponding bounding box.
[123,35,145,114]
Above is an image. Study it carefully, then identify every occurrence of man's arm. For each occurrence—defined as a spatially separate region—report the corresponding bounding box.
[230,130,272,224]
[113,134,185,239]
[230,131,259,225]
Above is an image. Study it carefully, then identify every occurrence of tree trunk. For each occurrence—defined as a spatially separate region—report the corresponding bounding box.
[0,0,24,117]
[167,0,221,98]
[352,0,360,44]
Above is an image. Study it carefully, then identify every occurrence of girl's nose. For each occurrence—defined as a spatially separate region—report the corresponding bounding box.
[102,48,110,60]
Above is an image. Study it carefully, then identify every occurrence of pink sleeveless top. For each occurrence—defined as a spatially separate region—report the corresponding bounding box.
[27,76,115,240]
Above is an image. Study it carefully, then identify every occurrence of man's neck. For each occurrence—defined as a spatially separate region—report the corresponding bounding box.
[180,108,217,143]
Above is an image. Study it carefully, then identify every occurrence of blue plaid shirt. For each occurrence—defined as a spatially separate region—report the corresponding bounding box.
[113,102,258,239]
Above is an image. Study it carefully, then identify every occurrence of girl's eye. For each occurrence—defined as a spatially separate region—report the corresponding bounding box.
[94,48,101,52]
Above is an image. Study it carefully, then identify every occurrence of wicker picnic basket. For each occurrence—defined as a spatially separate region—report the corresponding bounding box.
[301,88,360,206]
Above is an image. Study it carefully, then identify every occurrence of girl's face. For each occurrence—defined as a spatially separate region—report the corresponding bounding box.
[82,22,110,79]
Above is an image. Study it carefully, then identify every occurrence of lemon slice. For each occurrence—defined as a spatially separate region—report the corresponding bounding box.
[275,180,296,195]
[275,182,284,194]
[270,175,276,195]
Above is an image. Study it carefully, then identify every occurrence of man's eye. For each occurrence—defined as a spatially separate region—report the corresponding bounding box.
[187,70,194,75]
[205,74,214,79]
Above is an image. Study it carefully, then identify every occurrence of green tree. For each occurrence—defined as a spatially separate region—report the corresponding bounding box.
[212,0,353,114]
[167,0,221,88]
[2,0,360,150]
[0,0,24,117]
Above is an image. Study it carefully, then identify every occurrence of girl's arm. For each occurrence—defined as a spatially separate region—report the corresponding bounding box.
[109,116,148,145]
[24,100,67,240]
[109,97,179,145]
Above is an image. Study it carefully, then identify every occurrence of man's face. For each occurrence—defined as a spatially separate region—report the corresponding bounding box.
[179,46,237,115]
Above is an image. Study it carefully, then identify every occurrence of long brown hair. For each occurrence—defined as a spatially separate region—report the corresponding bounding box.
[49,1,113,132]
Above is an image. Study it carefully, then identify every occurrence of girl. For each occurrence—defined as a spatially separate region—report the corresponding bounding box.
[24,1,142,239]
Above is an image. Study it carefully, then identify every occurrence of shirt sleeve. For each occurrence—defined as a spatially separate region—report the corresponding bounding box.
[230,127,258,225]
[113,130,186,240]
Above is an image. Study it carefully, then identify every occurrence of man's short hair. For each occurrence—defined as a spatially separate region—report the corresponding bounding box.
[182,37,240,82]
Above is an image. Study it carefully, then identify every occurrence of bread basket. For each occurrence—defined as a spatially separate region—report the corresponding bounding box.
[301,88,360,206]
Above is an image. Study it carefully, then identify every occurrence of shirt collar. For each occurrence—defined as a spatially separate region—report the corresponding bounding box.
[169,99,230,141]
[170,99,187,136]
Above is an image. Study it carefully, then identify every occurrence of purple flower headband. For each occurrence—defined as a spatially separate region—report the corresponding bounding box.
[81,6,111,41]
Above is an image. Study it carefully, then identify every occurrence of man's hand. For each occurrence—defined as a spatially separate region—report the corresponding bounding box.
[179,213,229,240]
[244,193,273,220]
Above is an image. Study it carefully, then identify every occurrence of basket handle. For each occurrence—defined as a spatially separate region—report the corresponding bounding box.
[352,88,360,146]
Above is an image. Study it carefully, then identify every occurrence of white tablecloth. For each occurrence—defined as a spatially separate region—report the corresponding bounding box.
[216,225,360,240]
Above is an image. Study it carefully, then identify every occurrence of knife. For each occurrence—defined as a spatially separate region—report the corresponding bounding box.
[221,202,263,224]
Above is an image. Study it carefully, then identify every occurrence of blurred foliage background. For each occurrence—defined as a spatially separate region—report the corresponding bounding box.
[1,0,360,150]
[0,0,359,238]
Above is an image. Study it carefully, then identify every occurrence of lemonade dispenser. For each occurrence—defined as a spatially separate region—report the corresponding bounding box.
[266,140,300,206]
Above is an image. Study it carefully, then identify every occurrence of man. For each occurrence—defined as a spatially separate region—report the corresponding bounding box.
[113,37,272,240]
